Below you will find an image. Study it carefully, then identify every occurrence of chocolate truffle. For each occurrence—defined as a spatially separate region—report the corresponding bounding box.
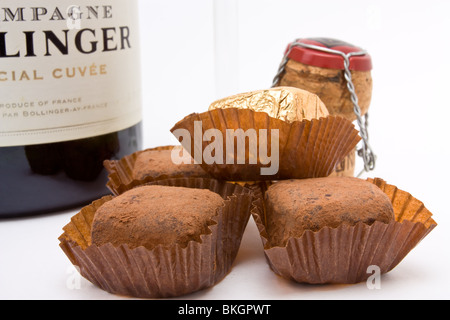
[265,177,395,247]
[132,148,209,180]
[91,185,224,250]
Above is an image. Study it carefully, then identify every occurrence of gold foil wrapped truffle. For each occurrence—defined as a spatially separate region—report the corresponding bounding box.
[208,86,329,123]
[171,86,360,181]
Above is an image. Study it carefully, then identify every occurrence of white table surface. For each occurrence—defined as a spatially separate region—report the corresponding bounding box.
[0,152,448,300]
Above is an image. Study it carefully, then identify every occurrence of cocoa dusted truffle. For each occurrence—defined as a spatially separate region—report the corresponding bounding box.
[91,185,224,250]
[264,177,395,247]
[132,149,209,180]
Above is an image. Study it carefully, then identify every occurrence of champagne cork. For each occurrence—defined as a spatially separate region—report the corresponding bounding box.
[275,38,373,177]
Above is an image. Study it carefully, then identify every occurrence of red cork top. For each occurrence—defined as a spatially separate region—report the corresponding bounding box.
[286,38,373,71]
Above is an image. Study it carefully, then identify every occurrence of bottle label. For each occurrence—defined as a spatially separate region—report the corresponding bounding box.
[0,0,142,147]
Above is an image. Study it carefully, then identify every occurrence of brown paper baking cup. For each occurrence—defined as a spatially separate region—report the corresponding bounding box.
[170,108,361,181]
[104,145,211,195]
[252,178,437,284]
[59,178,256,298]
[104,146,269,209]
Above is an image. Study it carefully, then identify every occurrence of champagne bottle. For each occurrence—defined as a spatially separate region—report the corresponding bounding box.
[0,0,143,217]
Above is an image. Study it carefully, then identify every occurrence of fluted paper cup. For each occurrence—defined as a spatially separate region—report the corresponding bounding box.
[252,178,437,284]
[103,145,211,195]
[170,108,361,181]
[59,178,256,298]
[104,146,269,211]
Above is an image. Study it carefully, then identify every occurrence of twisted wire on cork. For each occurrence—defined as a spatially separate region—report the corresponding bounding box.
[272,40,376,177]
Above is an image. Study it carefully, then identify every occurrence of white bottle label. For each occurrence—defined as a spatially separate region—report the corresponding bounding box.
[0,0,142,147]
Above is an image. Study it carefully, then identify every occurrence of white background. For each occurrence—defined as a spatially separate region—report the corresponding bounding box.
[1,0,449,300]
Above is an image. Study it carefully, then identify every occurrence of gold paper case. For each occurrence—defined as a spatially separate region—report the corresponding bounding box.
[251,178,437,284]
[59,178,257,298]
[170,108,361,181]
